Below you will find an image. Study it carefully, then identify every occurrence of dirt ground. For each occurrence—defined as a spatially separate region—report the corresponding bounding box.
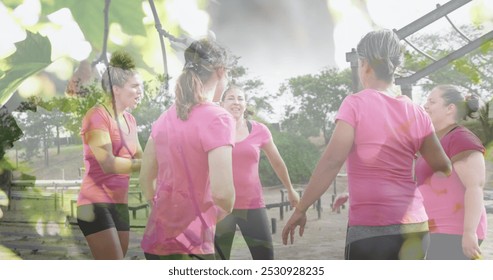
[1,173,493,260]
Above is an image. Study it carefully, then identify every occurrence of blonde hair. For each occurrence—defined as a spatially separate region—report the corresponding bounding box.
[175,39,230,120]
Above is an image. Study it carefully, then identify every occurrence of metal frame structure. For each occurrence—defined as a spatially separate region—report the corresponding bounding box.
[345,0,492,99]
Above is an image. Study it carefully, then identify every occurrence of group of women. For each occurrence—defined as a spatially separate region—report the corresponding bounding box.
[75,29,487,260]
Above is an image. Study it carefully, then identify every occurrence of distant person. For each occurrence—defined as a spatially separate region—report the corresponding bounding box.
[417,85,487,260]
[139,38,236,260]
[282,29,452,260]
[76,50,143,259]
[214,85,299,260]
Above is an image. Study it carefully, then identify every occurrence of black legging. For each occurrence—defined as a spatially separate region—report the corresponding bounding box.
[345,231,430,260]
[214,208,273,260]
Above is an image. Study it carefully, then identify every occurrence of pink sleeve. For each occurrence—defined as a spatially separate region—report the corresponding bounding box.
[81,107,110,135]
[335,95,357,127]
[201,113,235,152]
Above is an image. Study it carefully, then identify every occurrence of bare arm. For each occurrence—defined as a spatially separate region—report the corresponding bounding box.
[282,120,354,245]
[86,130,141,174]
[139,137,158,204]
[419,133,452,176]
[208,145,235,220]
[134,138,144,159]
[297,121,353,213]
[453,150,485,259]
[262,139,299,207]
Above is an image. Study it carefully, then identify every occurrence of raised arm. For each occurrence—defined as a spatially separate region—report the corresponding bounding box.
[86,130,141,174]
[208,145,235,220]
[453,150,485,259]
[419,133,452,176]
[139,137,158,205]
[262,139,299,207]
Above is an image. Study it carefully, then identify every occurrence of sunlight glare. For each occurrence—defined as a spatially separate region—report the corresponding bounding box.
[13,0,40,26]
[471,0,493,27]
[165,0,209,38]
[0,3,26,58]
[35,218,44,236]
[45,58,75,80]
[17,76,43,98]
[43,8,91,61]
[109,24,132,46]
[328,0,372,68]
[46,221,61,236]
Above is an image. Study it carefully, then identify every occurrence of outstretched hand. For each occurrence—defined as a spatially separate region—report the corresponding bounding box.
[282,208,307,245]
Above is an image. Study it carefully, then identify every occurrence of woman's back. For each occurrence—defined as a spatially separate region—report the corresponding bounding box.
[141,102,235,256]
[336,89,434,226]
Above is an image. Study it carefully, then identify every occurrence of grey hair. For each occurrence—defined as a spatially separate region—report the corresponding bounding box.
[357,29,402,83]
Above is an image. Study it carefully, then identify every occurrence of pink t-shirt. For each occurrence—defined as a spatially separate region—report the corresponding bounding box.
[77,105,139,205]
[416,126,487,239]
[336,89,433,226]
[141,103,235,256]
[232,121,271,209]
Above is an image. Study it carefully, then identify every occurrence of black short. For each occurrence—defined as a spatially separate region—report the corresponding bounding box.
[77,203,129,236]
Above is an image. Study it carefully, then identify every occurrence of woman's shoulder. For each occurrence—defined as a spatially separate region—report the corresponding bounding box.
[450,126,482,141]
[248,120,269,130]
[446,126,484,150]
[83,104,108,120]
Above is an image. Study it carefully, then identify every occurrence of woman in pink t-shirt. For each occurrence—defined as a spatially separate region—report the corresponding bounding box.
[417,85,487,260]
[77,51,143,259]
[282,29,452,259]
[214,85,300,260]
[139,39,236,260]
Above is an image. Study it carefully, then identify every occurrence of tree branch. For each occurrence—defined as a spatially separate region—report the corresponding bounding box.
[94,0,111,66]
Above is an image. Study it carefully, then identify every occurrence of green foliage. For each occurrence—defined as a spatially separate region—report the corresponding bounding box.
[110,50,137,69]
[280,67,352,144]
[259,126,320,186]
[403,26,492,93]
[131,75,174,146]
[0,31,52,106]
[13,75,172,160]
[402,26,493,145]
[40,0,146,49]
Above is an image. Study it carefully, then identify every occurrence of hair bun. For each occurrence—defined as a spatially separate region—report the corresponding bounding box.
[466,95,480,113]
[109,50,136,70]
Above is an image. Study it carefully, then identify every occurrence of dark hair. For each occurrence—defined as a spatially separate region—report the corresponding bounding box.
[101,50,139,95]
[356,29,402,83]
[221,84,254,119]
[175,39,231,120]
[436,84,479,120]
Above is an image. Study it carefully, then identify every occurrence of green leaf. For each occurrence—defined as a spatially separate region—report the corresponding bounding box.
[41,0,146,50]
[1,0,25,9]
[0,31,52,106]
